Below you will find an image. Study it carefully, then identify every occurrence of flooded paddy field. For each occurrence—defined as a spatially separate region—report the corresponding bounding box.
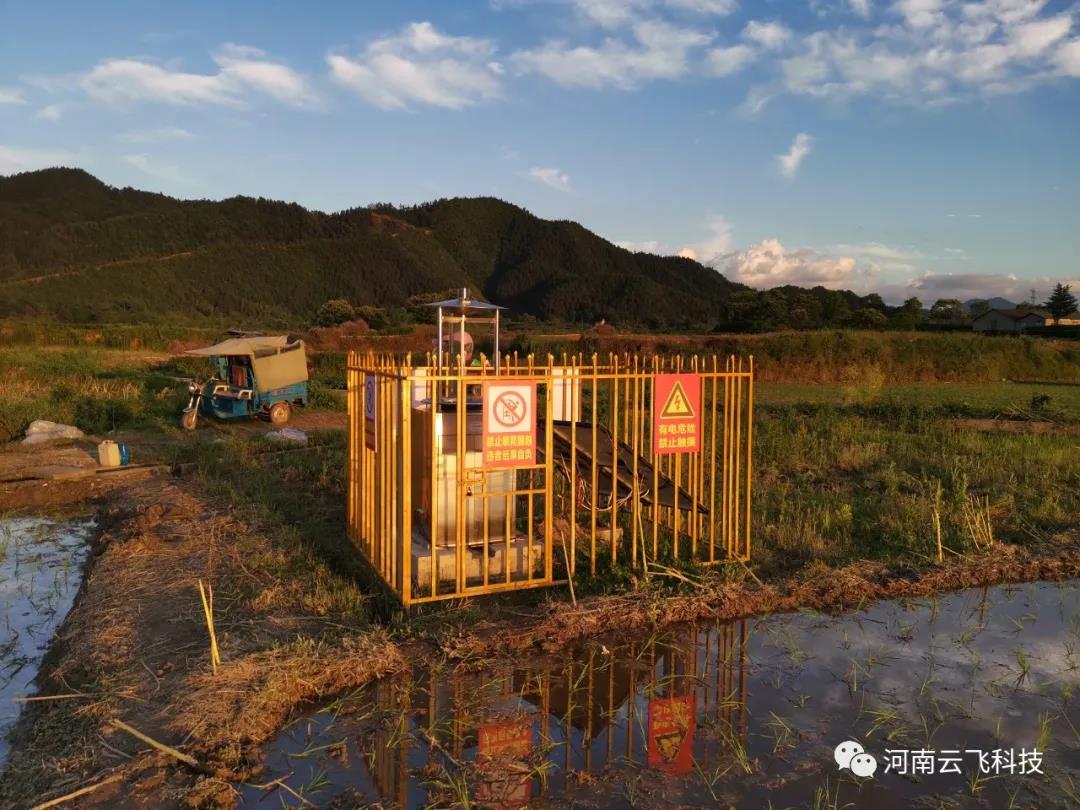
[244,580,1080,808]
[0,516,95,769]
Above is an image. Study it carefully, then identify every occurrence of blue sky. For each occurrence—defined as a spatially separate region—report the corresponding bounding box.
[2,0,1078,303]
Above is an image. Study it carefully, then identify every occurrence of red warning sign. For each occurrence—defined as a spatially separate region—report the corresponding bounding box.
[483,381,537,468]
[477,718,533,807]
[363,373,377,451]
[653,373,701,455]
[647,694,696,774]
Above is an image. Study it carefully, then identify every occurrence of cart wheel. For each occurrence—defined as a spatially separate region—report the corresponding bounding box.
[269,401,291,426]
[180,410,198,431]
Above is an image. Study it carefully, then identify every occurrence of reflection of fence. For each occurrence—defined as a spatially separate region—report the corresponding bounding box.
[365,620,748,806]
[347,352,754,604]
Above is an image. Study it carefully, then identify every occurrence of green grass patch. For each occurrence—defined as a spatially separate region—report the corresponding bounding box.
[751,407,1078,576]
[757,381,1080,419]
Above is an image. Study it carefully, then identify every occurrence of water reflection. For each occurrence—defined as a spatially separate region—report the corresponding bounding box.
[244,581,1080,808]
[0,516,95,770]
[362,621,747,808]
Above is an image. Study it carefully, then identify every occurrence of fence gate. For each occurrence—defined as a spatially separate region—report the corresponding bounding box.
[348,352,753,605]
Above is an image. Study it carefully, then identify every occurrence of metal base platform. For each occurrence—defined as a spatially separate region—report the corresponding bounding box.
[411,531,545,585]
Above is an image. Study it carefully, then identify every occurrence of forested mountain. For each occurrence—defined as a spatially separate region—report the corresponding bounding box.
[0,168,747,328]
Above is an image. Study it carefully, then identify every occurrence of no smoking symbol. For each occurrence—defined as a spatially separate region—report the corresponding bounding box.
[493,391,528,428]
[364,376,376,420]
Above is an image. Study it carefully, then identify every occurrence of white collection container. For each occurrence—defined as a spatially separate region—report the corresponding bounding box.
[98,440,121,467]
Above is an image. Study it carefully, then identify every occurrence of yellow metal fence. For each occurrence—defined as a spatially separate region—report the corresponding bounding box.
[347,352,753,605]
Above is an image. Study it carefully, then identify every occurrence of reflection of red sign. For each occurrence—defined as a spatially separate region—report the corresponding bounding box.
[482,381,537,469]
[477,718,533,808]
[647,694,696,774]
[653,374,701,455]
[364,374,378,451]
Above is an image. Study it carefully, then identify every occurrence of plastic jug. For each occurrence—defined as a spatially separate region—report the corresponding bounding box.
[118,442,130,465]
[98,440,121,467]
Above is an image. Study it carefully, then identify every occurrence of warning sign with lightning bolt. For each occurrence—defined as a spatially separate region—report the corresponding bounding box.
[653,373,701,455]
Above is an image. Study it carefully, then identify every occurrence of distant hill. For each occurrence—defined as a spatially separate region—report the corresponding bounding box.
[964,297,1015,312]
[0,168,748,329]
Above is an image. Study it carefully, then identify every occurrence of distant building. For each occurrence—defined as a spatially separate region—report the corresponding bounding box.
[972,307,1080,332]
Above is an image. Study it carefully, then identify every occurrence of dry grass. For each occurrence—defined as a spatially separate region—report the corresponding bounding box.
[177,632,405,765]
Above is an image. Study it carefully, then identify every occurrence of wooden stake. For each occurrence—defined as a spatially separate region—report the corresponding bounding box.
[109,719,200,768]
[13,692,96,703]
[29,774,123,810]
[933,506,943,564]
[197,579,221,674]
[560,536,577,607]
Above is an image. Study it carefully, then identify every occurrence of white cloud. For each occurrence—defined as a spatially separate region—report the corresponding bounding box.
[714,239,868,289]
[850,0,872,18]
[569,0,649,27]
[614,216,732,263]
[82,59,238,105]
[615,227,981,299]
[704,44,756,76]
[776,132,812,179]
[614,223,1073,303]
[117,127,195,144]
[743,20,792,50]
[766,3,1077,105]
[122,153,193,184]
[1009,15,1072,58]
[738,84,775,115]
[677,216,733,263]
[509,0,1078,104]
[893,0,946,30]
[0,145,75,174]
[1056,38,1080,75]
[0,88,26,105]
[35,104,64,121]
[665,0,736,13]
[513,19,711,88]
[329,22,501,109]
[213,43,320,107]
[830,241,920,273]
[568,0,735,27]
[78,45,315,107]
[615,238,669,253]
[831,241,919,261]
[528,166,572,191]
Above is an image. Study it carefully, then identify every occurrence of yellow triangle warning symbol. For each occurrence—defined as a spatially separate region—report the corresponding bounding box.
[660,381,695,419]
[656,730,687,762]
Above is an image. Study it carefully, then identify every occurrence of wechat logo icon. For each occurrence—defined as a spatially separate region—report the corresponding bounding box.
[835,740,878,778]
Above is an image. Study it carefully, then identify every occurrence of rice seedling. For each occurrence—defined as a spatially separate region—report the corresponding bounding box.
[1064,775,1080,805]
[691,755,732,802]
[967,767,1000,796]
[716,720,752,774]
[617,770,643,808]
[763,711,794,753]
[1037,712,1054,754]
[788,692,812,709]
[1013,648,1031,687]
[810,777,853,810]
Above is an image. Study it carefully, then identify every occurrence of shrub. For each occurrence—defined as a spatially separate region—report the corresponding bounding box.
[314,299,355,327]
